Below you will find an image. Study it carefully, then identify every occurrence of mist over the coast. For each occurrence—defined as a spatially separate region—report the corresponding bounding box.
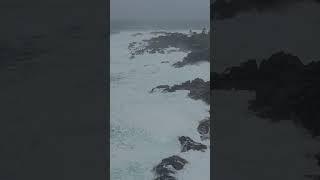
[111,0,209,22]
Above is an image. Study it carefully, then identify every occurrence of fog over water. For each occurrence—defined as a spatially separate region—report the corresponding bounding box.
[111,0,209,22]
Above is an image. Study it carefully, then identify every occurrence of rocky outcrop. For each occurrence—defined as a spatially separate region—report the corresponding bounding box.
[213,51,320,178]
[144,31,210,180]
[213,59,258,90]
[173,48,209,68]
[154,175,176,180]
[152,134,209,179]
[197,118,210,140]
[213,51,320,137]
[151,78,210,105]
[128,31,209,67]
[150,85,170,93]
[153,155,188,180]
[178,136,207,152]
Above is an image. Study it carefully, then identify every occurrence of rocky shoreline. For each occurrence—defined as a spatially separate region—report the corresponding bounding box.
[150,78,210,105]
[129,31,210,180]
[128,31,209,67]
[128,30,320,179]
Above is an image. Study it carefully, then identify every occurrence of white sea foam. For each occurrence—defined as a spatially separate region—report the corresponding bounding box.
[110,30,210,180]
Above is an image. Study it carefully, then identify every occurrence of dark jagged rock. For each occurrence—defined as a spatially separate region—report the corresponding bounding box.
[149,85,170,93]
[259,51,304,76]
[155,175,176,180]
[151,78,210,104]
[153,165,175,176]
[251,52,315,124]
[153,155,188,180]
[173,48,209,68]
[213,51,320,137]
[178,136,207,152]
[213,59,259,90]
[213,51,320,170]
[197,118,210,140]
[160,155,188,170]
[128,31,209,66]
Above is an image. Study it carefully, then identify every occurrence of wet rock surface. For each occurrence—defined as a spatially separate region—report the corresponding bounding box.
[151,78,210,105]
[150,85,170,93]
[154,175,176,180]
[128,32,209,67]
[151,79,210,179]
[197,118,210,140]
[178,136,207,152]
[213,51,320,175]
[213,58,259,91]
[173,48,209,68]
[213,51,320,136]
[135,30,211,180]
[153,155,188,180]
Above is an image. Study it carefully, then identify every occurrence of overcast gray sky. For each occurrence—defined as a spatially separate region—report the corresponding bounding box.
[111,0,209,21]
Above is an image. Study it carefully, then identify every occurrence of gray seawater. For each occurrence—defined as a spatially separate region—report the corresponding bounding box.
[110,28,210,180]
[110,20,209,34]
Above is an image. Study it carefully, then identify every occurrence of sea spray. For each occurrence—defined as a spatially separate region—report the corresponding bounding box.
[110,30,209,180]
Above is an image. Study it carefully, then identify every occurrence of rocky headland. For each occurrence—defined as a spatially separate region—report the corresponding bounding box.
[150,77,210,179]
[150,78,210,105]
[128,31,209,67]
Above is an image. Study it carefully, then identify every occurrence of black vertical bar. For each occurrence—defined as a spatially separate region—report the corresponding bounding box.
[210,0,214,179]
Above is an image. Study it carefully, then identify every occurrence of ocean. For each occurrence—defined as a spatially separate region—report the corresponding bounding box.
[110,25,210,180]
[110,20,210,34]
